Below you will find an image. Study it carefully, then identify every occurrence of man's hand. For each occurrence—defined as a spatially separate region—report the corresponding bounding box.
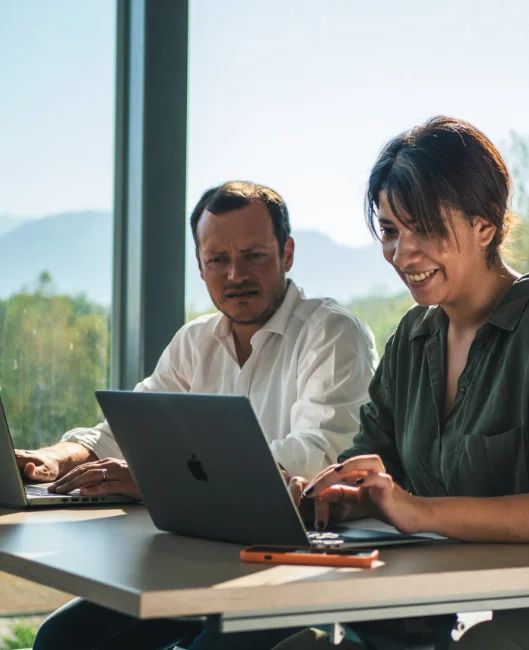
[15,449,61,482]
[48,458,141,501]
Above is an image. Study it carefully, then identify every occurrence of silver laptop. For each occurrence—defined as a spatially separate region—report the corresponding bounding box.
[0,396,133,508]
[96,390,438,548]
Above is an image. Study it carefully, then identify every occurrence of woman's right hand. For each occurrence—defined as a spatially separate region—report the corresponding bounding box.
[301,455,426,534]
[286,474,333,529]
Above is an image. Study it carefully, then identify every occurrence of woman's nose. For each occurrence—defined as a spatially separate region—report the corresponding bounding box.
[392,232,422,268]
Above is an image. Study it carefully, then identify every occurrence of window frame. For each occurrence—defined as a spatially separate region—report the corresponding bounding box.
[112,0,189,389]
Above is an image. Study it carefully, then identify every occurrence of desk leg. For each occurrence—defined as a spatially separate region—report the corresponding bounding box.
[330,623,345,645]
[451,611,493,643]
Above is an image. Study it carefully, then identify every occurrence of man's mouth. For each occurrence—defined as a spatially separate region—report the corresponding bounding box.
[403,269,439,284]
[225,290,260,299]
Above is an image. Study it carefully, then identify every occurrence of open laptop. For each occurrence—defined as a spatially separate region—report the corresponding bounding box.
[96,391,443,548]
[0,396,133,508]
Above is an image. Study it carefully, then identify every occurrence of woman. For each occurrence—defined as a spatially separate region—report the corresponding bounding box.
[272,116,529,649]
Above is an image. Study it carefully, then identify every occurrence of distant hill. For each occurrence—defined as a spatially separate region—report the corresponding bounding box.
[0,211,404,309]
[0,214,28,237]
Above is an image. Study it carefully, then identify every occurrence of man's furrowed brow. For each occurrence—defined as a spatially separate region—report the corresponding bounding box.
[239,244,272,253]
[202,248,227,257]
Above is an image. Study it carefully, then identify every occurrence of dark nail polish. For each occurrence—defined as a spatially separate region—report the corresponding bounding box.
[355,478,365,486]
[302,486,314,497]
[334,464,344,472]
[316,521,325,530]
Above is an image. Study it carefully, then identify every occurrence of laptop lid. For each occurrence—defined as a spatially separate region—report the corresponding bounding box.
[96,391,309,546]
[0,397,29,508]
[0,396,135,509]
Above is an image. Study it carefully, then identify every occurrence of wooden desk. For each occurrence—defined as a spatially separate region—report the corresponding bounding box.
[1,505,529,633]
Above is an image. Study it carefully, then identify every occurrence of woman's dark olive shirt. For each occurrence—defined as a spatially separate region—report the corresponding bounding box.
[339,274,529,498]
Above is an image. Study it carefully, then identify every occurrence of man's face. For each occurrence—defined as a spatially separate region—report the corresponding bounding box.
[196,201,294,326]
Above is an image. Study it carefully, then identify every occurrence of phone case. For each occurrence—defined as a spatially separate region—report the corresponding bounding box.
[240,546,379,568]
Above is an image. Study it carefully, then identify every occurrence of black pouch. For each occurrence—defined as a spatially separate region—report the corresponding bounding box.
[351,614,456,650]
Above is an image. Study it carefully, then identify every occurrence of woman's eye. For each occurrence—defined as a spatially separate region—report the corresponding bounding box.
[380,227,397,237]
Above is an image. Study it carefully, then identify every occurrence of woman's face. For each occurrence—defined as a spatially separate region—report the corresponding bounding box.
[377,190,494,307]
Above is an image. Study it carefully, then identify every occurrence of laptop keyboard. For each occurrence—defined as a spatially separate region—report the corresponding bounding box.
[307,531,346,547]
[24,484,79,498]
[25,484,48,495]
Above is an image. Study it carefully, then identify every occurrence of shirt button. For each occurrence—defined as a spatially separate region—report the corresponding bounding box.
[460,387,466,395]
[475,341,483,349]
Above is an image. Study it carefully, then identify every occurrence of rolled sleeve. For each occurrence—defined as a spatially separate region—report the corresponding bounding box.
[271,311,378,480]
[61,420,122,460]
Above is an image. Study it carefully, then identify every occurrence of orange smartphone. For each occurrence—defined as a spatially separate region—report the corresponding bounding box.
[240,545,379,568]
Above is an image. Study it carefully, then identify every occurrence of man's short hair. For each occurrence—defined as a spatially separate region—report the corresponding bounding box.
[190,181,292,256]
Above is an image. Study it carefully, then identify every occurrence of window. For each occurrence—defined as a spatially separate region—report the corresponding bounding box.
[186,0,529,352]
[0,0,116,448]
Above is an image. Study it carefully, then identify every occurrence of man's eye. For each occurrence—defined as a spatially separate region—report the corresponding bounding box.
[249,252,265,260]
[208,257,227,265]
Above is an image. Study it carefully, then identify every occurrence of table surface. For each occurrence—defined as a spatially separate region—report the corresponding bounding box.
[2,505,529,630]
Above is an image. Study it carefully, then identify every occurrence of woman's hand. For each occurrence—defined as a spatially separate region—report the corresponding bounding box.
[301,455,427,534]
[279,469,334,530]
[48,458,141,500]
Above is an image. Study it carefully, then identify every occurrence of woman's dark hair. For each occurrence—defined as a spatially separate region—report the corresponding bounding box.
[366,116,515,267]
[190,181,291,256]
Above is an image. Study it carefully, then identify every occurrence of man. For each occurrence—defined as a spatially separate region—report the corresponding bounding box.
[17,181,377,497]
[25,180,377,650]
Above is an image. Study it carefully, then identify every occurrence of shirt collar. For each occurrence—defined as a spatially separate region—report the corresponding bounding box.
[212,280,302,342]
[488,273,529,331]
[409,273,529,340]
[409,306,446,340]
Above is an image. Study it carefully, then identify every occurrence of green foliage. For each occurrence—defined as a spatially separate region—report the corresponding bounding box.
[0,621,38,650]
[508,130,529,218]
[346,291,415,357]
[506,219,529,276]
[0,273,110,449]
[505,131,529,274]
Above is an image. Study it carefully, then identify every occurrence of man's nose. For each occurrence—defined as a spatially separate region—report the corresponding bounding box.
[227,258,249,282]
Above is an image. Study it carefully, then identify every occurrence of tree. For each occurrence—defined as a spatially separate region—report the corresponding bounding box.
[0,273,110,449]
[505,132,529,275]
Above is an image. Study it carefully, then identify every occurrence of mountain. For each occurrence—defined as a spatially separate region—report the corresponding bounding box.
[0,215,28,237]
[0,211,404,309]
[0,212,113,305]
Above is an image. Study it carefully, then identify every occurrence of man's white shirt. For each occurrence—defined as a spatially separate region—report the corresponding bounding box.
[62,282,378,480]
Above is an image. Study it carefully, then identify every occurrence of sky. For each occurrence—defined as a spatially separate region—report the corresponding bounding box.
[1,0,528,248]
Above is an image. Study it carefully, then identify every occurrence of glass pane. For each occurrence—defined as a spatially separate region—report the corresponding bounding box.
[187,0,529,352]
[0,0,116,448]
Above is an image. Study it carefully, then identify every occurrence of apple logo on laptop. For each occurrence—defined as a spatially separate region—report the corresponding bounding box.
[187,454,208,482]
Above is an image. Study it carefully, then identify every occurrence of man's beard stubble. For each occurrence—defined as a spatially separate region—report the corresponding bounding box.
[214,275,289,327]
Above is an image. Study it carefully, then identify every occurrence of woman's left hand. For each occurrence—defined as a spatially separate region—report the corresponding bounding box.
[302,455,427,534]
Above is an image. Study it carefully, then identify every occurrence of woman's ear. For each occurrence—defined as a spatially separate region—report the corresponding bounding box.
[473,216,497,249]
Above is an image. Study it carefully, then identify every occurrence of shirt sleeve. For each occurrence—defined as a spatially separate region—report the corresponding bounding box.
[270,310,378,480]
[60,329,192,459]
[338,334,407,487]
